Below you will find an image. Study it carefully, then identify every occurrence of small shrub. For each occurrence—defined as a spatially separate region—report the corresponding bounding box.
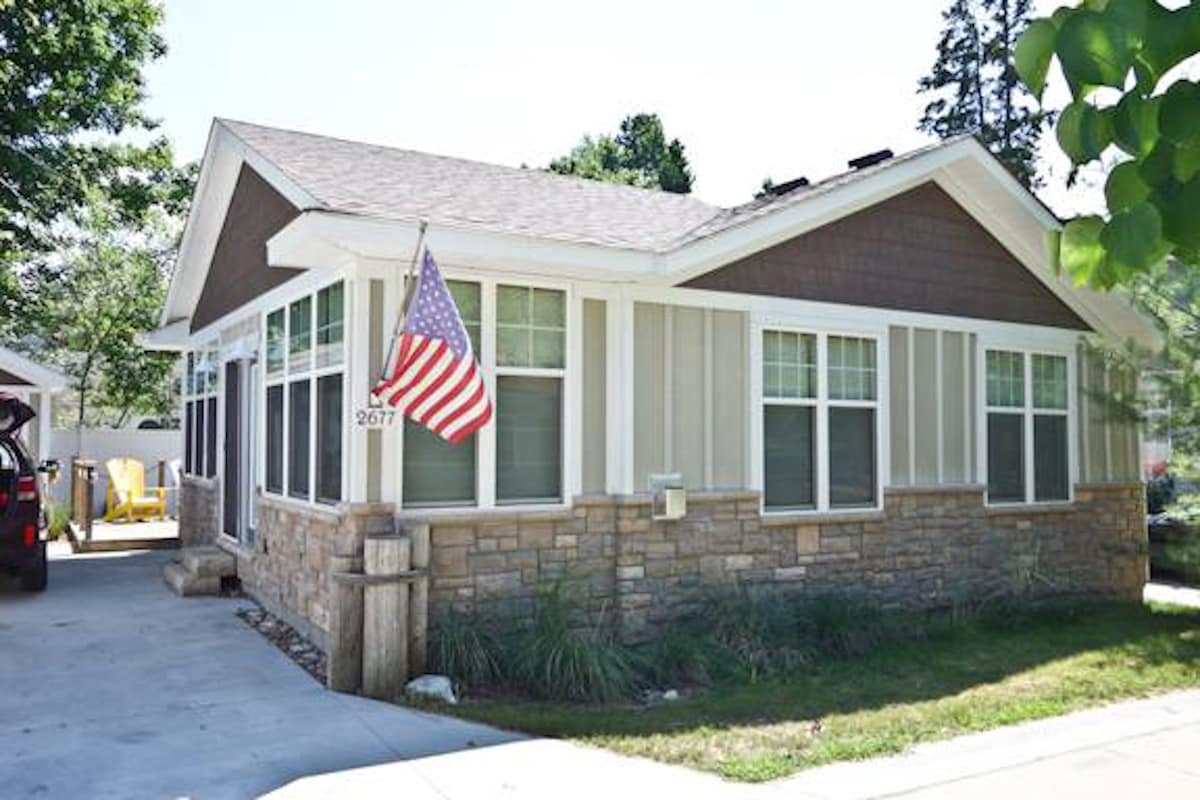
[509,584,635,703]
[635,623,728,687]
[44,502,70,541]
[428,607,504,691]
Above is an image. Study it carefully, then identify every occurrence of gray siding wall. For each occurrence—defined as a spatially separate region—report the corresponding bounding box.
[581,299,607,494]
[633,302,747,492]
[1079,345,1140,482]
[889,325,977,486]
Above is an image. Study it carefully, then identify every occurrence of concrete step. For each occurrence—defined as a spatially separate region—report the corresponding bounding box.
[181,546,237,579]
[163,560,221,597]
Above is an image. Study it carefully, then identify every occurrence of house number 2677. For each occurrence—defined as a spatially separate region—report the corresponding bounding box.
[354,408,398,428]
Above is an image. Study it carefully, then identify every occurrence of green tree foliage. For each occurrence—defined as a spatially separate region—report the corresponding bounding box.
[0,0,176,274]
[919,0,1054,188]
[1015,0,1200,287]
[549,113,694,193]
[16,194,182,429]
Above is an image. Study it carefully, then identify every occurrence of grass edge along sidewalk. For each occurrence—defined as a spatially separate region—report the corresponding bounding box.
[444,601,1200,782]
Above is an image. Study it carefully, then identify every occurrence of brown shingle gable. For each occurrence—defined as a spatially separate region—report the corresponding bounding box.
[190,165,303,333]
[683,182,1090,331]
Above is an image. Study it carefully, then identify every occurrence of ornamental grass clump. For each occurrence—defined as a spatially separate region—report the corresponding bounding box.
[509,584,636,703]
[428,607,505,692]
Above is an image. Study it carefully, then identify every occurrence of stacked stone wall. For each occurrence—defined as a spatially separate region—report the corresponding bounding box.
[421,484,1146,642]
[234,497,393,648]
[178,476,219,548]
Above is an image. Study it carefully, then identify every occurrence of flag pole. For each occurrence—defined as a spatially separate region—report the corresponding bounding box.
[376,219,428,386]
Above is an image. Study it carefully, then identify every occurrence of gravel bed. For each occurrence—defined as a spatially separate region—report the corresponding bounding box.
[236,604,327,685]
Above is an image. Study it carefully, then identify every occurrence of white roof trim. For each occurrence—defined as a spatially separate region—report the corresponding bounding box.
[137,318,191,352]
[0,346,69,390]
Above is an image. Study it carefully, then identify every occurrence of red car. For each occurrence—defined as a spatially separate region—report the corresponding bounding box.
[1,393,48,591]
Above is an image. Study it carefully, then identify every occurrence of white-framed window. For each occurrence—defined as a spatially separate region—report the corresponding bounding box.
[263,281,345,505]
[984,348,1071,504]
[760,328,880,512]
[183,343,218,478]
[399,278,568,509]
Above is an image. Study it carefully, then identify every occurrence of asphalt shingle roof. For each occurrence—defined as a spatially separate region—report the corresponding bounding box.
[222,119,964,253]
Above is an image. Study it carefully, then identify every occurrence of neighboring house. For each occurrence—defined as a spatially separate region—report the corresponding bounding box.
[0,346,67,464]
[146,119,1157,647]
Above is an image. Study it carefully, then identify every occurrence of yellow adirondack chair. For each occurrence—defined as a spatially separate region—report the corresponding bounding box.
[104,458,167,523]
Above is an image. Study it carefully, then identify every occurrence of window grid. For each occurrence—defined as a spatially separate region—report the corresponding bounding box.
[496,285,566,369]
[986,350,1024,407]
[762,330,816,400]
[828,335,877,401]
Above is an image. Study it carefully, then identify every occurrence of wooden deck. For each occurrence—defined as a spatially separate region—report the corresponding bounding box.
[70,519,180,553]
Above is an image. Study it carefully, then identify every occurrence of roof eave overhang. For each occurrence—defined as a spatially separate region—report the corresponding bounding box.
[137,318,192,352]
[0,348,69,391]
[269,211,657,282]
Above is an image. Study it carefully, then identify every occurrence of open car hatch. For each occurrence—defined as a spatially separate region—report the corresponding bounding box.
[0,393,35,436]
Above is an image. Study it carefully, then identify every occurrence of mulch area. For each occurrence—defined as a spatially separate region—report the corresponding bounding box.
[236,604,328,685]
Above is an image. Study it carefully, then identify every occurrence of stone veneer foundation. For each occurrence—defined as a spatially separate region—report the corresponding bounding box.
[177,481,1147,650]
[421,483,1147,643]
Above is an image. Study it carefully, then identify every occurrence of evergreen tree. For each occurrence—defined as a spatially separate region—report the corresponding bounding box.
[549,113,694,194]
[918,0,1052,188]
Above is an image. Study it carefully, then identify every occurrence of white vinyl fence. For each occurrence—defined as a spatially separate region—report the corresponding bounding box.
[45,428,182,516]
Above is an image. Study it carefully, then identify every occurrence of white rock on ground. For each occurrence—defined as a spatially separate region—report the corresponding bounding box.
[406,674,458,705]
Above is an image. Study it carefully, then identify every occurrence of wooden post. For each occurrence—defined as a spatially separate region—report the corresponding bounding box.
[327,554,365,693]
[408,524,431,677]
[157,459,166,491]
[362,534,411,701]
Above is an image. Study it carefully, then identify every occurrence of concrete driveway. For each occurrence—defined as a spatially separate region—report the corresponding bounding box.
[0,546,754,800]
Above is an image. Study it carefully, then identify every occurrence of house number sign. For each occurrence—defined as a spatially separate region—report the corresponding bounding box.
[353,407,400,428]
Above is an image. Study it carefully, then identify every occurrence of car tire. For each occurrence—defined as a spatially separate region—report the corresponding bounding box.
[20,542,47,592]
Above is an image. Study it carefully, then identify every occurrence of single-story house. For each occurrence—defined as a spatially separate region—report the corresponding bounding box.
[0,346,67,464]
[146,119,1156,646]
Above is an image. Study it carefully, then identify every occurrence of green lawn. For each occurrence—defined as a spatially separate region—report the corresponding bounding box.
[448,602,1200,782]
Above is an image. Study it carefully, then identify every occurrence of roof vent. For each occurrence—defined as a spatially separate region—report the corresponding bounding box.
[765,176,810,196]
[848,149,894,170]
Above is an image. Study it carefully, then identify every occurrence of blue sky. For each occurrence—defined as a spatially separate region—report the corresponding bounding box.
[144,0,1087,211]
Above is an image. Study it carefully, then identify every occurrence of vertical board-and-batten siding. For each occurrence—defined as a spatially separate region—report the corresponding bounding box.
[632,302,747,492]
[581,299,607,494]
[889,325,976,487]
[1079,344,1140,483]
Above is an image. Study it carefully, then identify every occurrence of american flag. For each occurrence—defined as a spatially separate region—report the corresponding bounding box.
[372,250,491,444]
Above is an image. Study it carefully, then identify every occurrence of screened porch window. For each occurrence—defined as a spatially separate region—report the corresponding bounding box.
[264,281,345,505]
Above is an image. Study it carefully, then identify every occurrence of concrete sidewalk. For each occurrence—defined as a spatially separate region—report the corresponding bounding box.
[774,690,1200,799]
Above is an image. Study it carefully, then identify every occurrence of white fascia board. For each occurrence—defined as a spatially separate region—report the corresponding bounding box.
[137,318,192,352]
[161,120,323,326]
[0,346,69,391]
[285,211,655,282]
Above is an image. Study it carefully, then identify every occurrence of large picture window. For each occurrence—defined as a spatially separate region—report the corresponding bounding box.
[762,330,879,512]
[263,281,345,505]
[985,349,1070,504]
